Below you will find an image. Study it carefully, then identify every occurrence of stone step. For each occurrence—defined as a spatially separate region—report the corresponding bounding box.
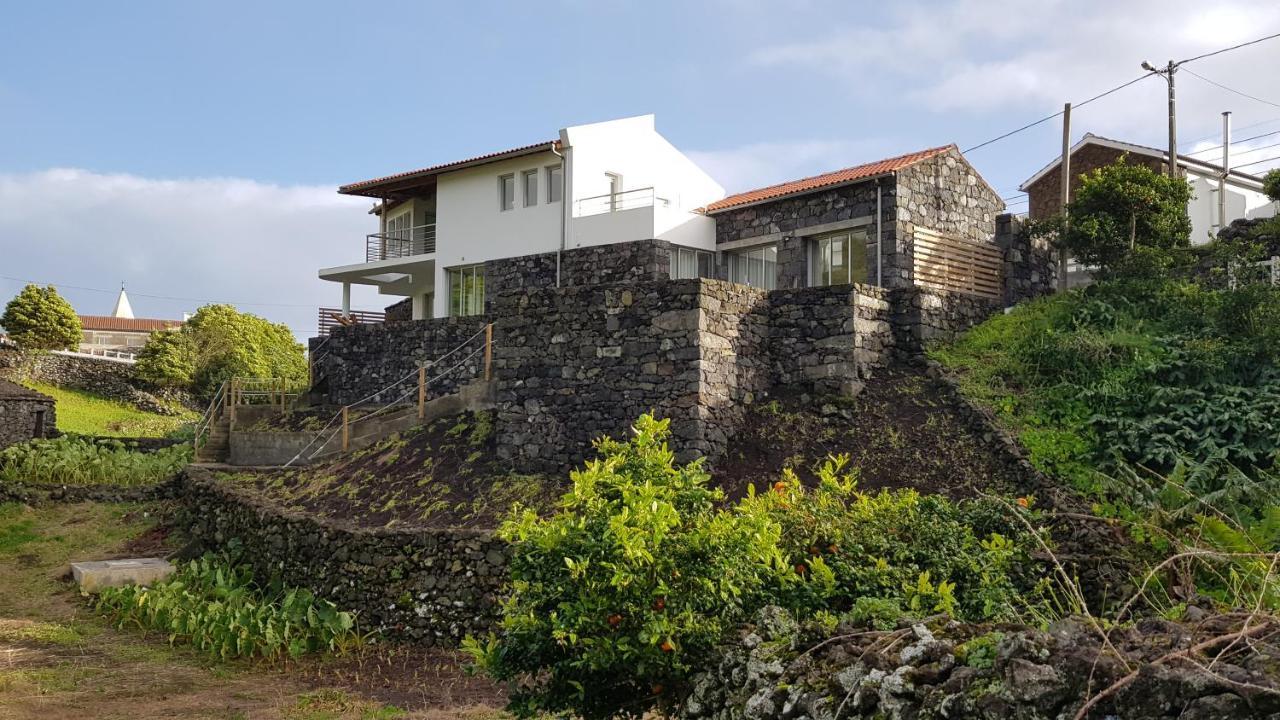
[72,558,175,593]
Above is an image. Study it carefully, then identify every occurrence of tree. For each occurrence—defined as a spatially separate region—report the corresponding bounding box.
[1037,155,1193,276]
[0,284,82,350]
[1263,169,1280,204]
[134,304,306,396]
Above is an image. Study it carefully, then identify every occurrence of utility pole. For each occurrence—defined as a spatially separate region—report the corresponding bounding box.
[1058,102,1071,292]
[1219,111,1232,233]
[1142,60,1181,177]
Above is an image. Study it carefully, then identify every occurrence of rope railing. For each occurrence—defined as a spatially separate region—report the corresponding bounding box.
[283,323,494,467]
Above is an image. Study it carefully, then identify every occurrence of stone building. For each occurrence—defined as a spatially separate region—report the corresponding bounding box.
[0,380,56,450]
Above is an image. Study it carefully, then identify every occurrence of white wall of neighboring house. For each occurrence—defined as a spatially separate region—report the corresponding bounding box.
[1185,169,1278,245]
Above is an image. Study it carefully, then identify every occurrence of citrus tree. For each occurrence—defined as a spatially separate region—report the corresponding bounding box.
[0,283,81,350]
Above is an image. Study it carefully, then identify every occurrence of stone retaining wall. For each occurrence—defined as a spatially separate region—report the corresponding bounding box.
[176,467,506,645]
[310,316,491,406]
[484,239,673,304]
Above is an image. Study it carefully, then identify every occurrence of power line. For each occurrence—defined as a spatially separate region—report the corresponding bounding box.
[1234,155,1280,170]
[1185,116,1280,147]
[0,274,317,309]
[1177,31,1280,65]
[1188,129,1280,156]
[962,72,1156,154]
[963,32,1280,156]
[1181,68,1280,109]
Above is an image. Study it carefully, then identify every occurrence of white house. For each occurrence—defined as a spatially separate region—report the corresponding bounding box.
[1021,133,1278,245]
[319,115,724,321]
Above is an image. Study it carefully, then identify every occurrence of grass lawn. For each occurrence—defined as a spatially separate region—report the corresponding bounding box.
[22,381,197,438]
[0,502,508,719]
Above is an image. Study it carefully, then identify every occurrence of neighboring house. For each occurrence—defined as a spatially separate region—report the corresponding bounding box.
[78,288,183,356]
[1021,133,1278,245]
[320,114,724,321]
[318,115,1010,318]
[0,379,55,450]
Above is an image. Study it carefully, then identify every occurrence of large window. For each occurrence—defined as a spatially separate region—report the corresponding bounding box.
[672,247,714,280]
[499,174,515,211]
[448,265,486,317]
[547,164,563,203]
[811,230,868,286]
[726,244,777,290]
[522,170,538,207]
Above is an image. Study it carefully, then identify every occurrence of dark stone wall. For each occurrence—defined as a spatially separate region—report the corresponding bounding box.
[383,297,412,323]
[484,239,674,306]
[310,316,491,406]
[767,285,893,396]
[177,467,506,646]
[892,286,1003,356]
[0,384,56,450]
[996,213,1059,306]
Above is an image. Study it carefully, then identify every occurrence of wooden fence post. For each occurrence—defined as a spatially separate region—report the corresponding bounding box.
[418,366,426,420]
[484,323,493,381]
[341,406,349,452]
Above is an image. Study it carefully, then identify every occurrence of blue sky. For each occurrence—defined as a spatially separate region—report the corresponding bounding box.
[2,0,1278,337]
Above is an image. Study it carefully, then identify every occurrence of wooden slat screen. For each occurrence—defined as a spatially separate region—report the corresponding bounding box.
[317,308,386,336]
[912,228,1003,300]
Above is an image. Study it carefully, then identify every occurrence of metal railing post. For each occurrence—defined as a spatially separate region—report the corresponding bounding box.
[341,406,350,451]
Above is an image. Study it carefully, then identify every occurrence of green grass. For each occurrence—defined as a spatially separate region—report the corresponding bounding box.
[23,381,196,437]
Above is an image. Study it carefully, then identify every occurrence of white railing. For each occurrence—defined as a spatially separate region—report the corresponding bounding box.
[53,348,138,363]
[575,187,669,217]
[366,223,437,261]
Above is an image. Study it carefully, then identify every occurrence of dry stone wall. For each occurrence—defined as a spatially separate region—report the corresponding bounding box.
[0,380,55,450]
[484,239,674,304]
[177,467,506,646]
[311,316,491,405]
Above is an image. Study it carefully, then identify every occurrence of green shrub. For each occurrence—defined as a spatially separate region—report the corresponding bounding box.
[0,436,190,486]
[466,415,1043,719]
[1,284,81,350]
[96,554,357,661]
[466,415,785,719]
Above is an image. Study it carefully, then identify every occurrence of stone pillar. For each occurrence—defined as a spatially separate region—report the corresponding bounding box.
[776,236,807,289]
[996,213,1057,306]
[341,282,351,318]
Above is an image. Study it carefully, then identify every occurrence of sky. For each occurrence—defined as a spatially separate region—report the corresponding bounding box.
[2,0,1279,339]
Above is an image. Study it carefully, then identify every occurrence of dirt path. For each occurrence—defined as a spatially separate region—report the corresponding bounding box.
[0,501,508,720]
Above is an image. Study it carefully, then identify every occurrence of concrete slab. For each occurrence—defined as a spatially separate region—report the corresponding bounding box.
[71,557,175,593]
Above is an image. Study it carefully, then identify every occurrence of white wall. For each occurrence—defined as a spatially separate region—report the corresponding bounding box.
[1186,169,1278,245]
[433,151,564,317]
[562,114,723,250]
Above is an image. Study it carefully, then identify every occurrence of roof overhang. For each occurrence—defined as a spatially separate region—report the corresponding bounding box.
[1019,134,1266,192]
[338,141,560,200]
[318,256,435,286]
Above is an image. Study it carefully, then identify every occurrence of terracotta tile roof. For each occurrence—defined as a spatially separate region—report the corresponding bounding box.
[0,379,53,402]
[78,316,183,333]
[339,140,561,197]
[703,144,957,213]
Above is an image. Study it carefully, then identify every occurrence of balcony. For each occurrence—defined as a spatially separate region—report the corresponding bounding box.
[365,224,436,262]
[574,187,669,217]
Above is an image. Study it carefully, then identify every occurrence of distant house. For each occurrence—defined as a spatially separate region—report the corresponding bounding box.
[1021,133,1278,244]
[78,288,183,357]
[0,379,55,450]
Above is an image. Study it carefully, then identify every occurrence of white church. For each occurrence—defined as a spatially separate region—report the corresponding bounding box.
[77,286,184,357]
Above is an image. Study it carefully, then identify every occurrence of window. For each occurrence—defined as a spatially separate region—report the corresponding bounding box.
[726,245,777,290]
[522,170,538,207]
[384,211,411,257]
[547,164,563,203]
[672,247,715,280]
[448,265,486,317]
[810,230,869,287]
[605,172,622,210]
[499,174,515,211]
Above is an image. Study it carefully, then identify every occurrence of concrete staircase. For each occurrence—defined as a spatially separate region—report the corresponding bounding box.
[195,414,230,463]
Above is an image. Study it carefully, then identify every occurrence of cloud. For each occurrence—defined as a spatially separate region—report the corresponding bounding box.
[746,0,1280,140]
[0,168,382,340]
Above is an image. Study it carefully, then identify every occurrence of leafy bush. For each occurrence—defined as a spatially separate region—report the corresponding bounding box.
[466,415,785,719]
[1264,168,1280,203]
[743,457,1037,623]
[97,554,358,661]
[1,284,81,350]
[931,280,1280,491]
[466,415,1042,719]
[0,436,190,486]
[135,304,306,397]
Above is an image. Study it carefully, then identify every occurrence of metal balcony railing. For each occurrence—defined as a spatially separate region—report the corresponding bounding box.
[318,308,386,336]
[575,187,669,217]
[366,223,436,262]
